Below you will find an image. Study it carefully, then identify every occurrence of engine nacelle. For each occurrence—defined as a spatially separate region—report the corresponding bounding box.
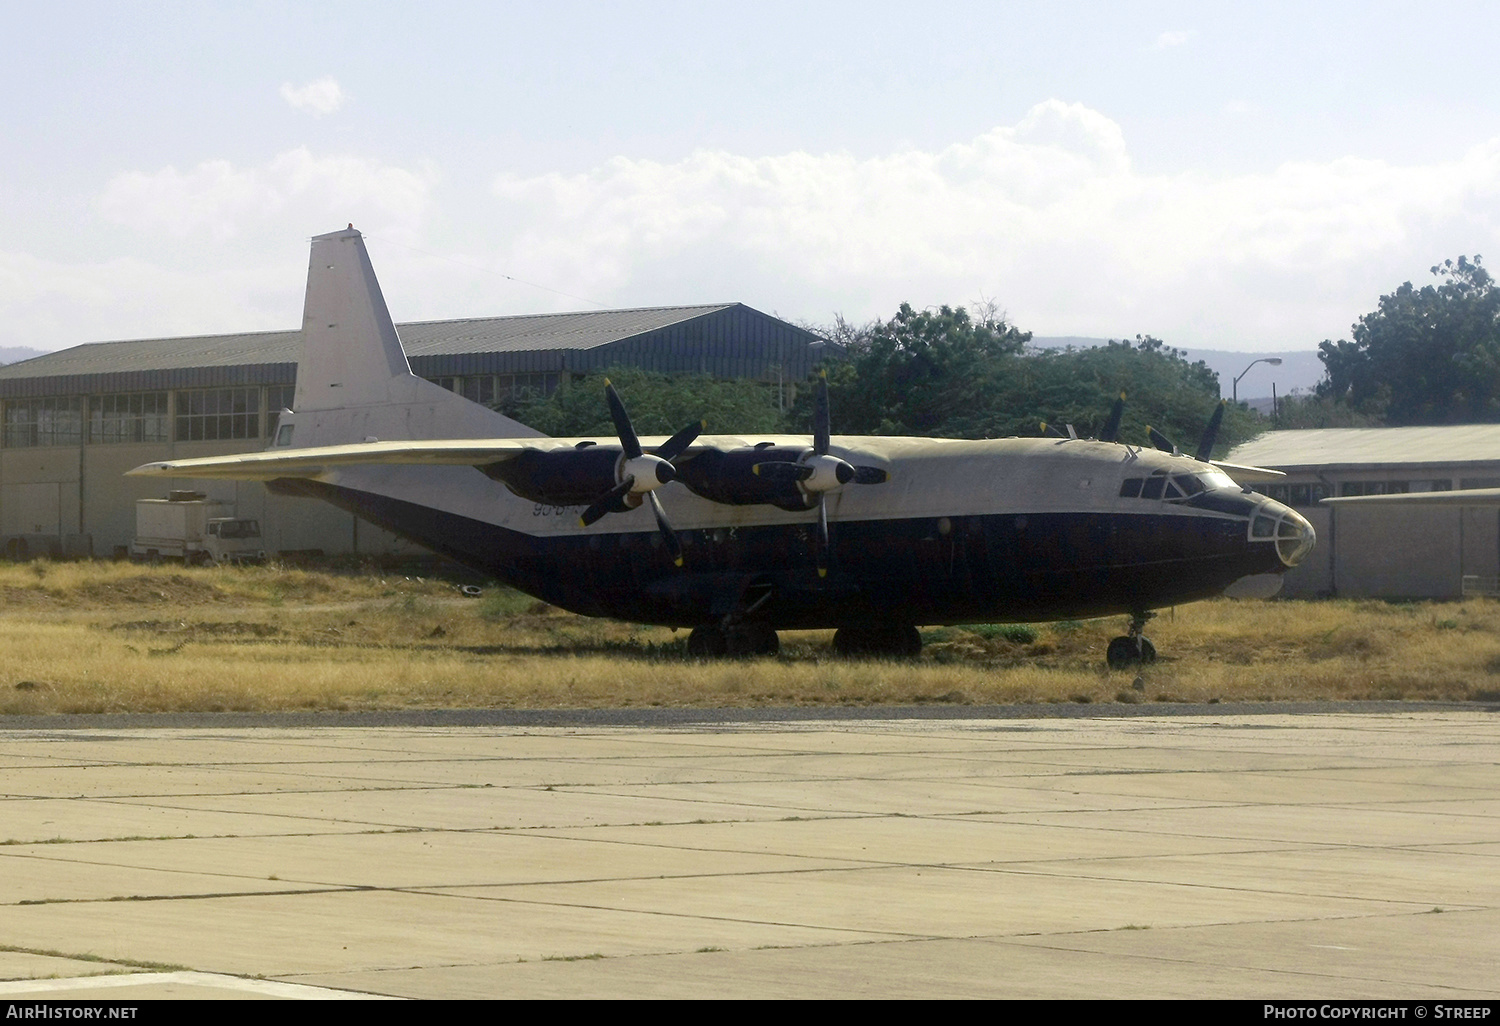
[481,447,622,506]
[676,446,813,512]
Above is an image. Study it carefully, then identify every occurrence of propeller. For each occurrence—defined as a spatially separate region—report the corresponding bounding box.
[753,371,888,577]
[1099,392,1126,443]
[1145,400,1227,462]
[1041,391,1124,442]
[1193,400,1226,462]
[576,379,701,567]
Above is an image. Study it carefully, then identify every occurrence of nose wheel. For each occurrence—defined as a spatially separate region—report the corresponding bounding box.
[1106,610,1157,670]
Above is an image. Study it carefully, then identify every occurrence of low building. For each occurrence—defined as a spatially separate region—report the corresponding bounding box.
[0,304,824,559]
[1227,426,1500,599]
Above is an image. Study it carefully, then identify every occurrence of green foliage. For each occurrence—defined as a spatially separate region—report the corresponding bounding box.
[810,310,1261,456]
[1272,392,1383,429]
[965,623,1038,644]
[510,366,787,437]
[505,305,1264,457]
[1318,256,1500,425]
[816,302,1030,436]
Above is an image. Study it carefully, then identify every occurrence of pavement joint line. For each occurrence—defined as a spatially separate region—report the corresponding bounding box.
[0,971,397,999]
[937,862,1494,909]
[983,921,1500,996]
[4,884,377,906]
[384,886,931,939]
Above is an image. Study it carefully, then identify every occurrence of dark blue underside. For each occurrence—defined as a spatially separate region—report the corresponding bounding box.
[279,479,1281,628]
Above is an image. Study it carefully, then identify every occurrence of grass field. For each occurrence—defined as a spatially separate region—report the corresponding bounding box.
[0,560,1496,715]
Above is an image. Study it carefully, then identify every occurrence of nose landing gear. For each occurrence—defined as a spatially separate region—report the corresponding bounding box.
[1106,610,1157,670]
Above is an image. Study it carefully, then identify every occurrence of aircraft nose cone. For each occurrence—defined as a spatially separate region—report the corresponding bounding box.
[1275,507,1315,567]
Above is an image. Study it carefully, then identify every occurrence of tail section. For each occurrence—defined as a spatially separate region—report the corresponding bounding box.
[281,227,541,447]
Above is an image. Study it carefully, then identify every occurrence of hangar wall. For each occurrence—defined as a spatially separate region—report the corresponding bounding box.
[1232,426,1500,600]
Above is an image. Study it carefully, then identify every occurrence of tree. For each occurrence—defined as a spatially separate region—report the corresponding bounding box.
[806,303,1261,457]
[819,302,1030,435]
[1317,256,1500,425]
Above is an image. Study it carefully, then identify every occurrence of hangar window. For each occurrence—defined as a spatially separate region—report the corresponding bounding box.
[175,388,261,441]
[1340,481,1409,497]
[497,373,560,403]
[462,375,496,406]
[4,397,83,447]
[266,385,295,436]
[1258,483,1330,507]
[89,393,168,444]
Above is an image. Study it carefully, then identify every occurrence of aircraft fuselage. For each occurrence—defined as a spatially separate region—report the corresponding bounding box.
[274,434,1312,629]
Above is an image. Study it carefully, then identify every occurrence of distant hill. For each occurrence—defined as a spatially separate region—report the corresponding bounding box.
[1029,337,1324,400]
[0,347,49,367]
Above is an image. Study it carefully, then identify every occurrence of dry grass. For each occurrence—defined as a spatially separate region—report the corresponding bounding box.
[0,560,1496,715]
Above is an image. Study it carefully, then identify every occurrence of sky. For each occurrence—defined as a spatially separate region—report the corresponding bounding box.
[3,1,1499,354]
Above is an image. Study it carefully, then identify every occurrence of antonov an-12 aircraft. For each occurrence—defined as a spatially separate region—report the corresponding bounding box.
[129,227,1315,668]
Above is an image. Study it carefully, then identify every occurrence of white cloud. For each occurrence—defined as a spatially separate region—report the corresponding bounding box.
[1154,29,1195,49]
[0,247,300,350]
[279,76,345,116]
[96,148,435,242]
[487,99,1500,347]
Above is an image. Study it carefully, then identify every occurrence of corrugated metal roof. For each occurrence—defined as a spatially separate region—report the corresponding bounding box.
[1228,426,1500,471]
[0,304,740,381]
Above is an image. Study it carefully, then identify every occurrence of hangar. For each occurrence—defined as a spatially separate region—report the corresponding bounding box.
[1228,426,1500,599]
[0,304,823,559]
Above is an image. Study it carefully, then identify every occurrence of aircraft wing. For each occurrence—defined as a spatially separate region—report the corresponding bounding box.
[1209,460,1285,483]
[1320,488,1500,508]
[127,436,722,480]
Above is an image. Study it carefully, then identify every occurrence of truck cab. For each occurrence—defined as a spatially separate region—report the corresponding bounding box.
[204,518,267,565]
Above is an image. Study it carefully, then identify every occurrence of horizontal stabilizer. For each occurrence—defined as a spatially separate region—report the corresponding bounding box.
[1321,487,1500,507]
[1210,460,1285,483]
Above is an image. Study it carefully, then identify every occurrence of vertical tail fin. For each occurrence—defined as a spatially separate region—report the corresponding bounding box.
[284,227,540,444]
[295,227,414,411]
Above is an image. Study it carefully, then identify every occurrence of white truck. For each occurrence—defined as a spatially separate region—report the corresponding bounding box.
[131,493,267,565]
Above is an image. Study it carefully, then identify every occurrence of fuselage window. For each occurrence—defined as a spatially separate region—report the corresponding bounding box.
[1119,478,1143,498]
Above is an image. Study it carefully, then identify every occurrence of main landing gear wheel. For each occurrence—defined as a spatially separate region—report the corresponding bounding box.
[832,625,922,659]
[687,626,728,658]
[1106,635,1156,670]
[1106,610,1157,670]
[687,623,779,658]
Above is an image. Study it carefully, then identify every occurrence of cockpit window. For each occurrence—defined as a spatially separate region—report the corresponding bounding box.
[1174,474,1206,496]
[1119,478,1143,498]
[1141,476,1166,500]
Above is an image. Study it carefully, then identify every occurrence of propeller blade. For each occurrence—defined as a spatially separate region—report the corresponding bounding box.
[813,370,831,456]
[579,476,635,527]
[753,461,815,482]
[1146,426,1177,454]
[646,491,683,567]
[1099,391,1126,443]
[604,379,642,460]
[1041,421,1067,438]
[1194,401,1226,462]
[815,494,829,578]
[652,420,704,462]
[852,466,888,485]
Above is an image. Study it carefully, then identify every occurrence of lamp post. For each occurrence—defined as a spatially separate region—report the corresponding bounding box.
[1232,357,1282,404]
